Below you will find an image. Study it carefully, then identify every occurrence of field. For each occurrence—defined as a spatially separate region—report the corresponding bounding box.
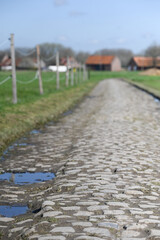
[1,70,160,153]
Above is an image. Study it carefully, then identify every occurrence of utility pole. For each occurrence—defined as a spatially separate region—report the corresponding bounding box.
[36,45,43,95]
[56,51,60,89]
[66,56,69,87]
[10,33,17,104]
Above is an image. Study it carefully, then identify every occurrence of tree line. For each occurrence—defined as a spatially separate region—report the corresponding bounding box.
[0,42,160,68]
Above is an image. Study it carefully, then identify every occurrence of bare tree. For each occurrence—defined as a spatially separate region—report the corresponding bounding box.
[76,51,90,64]
[144,44,160,68]
[39,43,75,66]
[94,48,133,68]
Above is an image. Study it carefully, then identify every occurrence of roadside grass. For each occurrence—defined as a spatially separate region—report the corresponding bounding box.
[0,70,104,153]
[97,70,160,96]
[1,69,160,154]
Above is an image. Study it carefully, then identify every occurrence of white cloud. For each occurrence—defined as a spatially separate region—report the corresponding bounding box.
[53,0,67,7]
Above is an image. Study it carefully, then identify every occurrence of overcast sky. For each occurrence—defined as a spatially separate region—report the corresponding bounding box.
[1,0,160,53]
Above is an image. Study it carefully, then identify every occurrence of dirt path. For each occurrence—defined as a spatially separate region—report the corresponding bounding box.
[1,79,160,239]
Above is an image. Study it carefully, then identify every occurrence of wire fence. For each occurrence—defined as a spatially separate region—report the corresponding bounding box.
[0,34,88,104]
[42,55,56,62]
[42,75,56,82]
[15,48,36,56]
[0,76,11,85]
[0,39,9,48]
[17,73,38,84]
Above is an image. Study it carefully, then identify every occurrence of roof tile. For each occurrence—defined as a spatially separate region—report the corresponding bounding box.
[86,55,115,65]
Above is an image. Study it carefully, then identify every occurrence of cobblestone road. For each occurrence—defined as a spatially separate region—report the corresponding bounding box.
[1,79,160,240]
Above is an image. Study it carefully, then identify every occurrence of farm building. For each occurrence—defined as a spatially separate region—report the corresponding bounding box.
[128,56,160,71]
[0,55,46,70]
[60,57,80,69]
[85,55,121,71]
[16,58,46,70]
[0,55,13,70]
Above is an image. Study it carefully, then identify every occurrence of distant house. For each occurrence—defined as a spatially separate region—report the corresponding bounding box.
[16,58,46,70]
[86,55,121,71]
[128,56,160,71]
[0,55,12,70]
[0,55,46,70]
[60,57,80,69]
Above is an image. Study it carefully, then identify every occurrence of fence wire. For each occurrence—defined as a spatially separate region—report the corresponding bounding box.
[0,76,11,85]
[0,39,8,48]
[17,71,38,84]
[16,48,36,56]
[43,75,56,82]
[43,55,56,62]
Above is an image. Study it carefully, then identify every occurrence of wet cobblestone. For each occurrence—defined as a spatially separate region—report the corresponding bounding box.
[1,79,160,239]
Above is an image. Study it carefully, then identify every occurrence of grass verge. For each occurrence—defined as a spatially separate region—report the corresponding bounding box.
[1,70,160,154]
[0,71,103,154]
[99,70,160,98]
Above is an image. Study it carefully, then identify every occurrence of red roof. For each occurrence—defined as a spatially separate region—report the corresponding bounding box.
[133,57,153,67]
[0,55,11,66]
[86,55,115,65]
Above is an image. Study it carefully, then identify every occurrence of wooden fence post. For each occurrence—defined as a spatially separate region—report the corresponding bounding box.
[36,45,43,95]
[75,68,78,85]
[56,51,60,89]
[71,67,74,86]
[66,56,69,87]
[80,64,82,81]
[83,64,86,81]
[10,33,17,104]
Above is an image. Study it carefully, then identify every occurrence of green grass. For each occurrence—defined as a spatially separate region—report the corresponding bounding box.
[0,70,104,153]
[0,71,66,108]
[1,69,160,154]
[94,70,160,96]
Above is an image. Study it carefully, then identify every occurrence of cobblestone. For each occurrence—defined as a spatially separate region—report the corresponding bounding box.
[1,79,160,239]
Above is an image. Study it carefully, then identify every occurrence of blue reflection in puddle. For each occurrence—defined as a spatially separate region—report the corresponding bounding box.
[154,98,160,103]
[0,205,28,217]
[1,142,32,161]
[0,172,55,185]
[30,129,41,134]
[63,110,73,116]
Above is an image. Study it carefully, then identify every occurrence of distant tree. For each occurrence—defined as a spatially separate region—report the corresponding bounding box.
[0,51,5,61]
[94,48,133,68]
[144,44,160,67]
[75,51,90,64]
[15,47,36,60]
[39,43,75,66]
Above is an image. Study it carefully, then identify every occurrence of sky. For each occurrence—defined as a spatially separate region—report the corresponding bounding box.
[1,0,160,54]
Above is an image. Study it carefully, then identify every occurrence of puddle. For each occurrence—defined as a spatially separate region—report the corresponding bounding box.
[62,110,73,116]
[0,172,55,185]
[154,98,160,103]
[1,141,33,161]
[0,205,28,217]
[87,95,96,99]
[30,129,41,134]
[46,121,55,126]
